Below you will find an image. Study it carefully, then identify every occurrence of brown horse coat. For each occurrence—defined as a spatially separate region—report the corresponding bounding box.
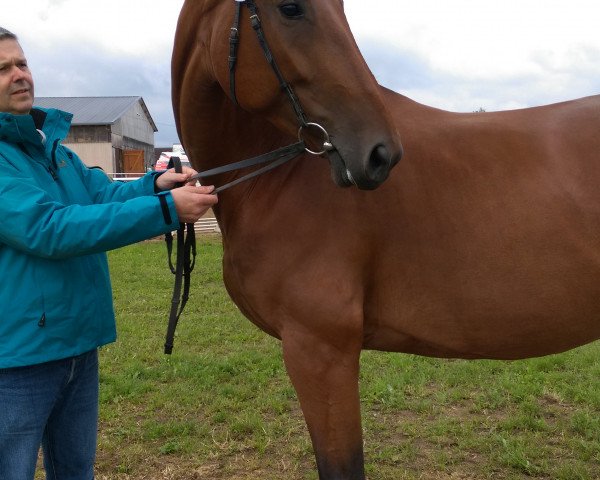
[172,1,600,478]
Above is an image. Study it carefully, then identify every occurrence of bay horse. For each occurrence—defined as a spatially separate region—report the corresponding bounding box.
[171,1,600,478]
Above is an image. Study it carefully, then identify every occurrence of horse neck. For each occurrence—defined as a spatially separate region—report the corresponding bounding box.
[187,87,293,170]
[180,83,300,231]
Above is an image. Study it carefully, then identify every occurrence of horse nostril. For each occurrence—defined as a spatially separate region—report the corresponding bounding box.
[367,144,392,180]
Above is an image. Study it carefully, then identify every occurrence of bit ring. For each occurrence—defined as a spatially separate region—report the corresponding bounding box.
[298,122,334,156]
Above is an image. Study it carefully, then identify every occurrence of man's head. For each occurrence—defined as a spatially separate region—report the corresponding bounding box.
[0,27,34,115]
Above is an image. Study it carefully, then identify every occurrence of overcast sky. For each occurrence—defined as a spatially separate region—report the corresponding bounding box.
[3,1,600,147]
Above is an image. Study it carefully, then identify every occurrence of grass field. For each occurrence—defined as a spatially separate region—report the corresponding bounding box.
[40,238,599,479]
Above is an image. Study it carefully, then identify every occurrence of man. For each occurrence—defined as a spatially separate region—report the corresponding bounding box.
[0,27,218,479]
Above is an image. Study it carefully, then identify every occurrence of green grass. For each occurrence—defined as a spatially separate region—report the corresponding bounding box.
[38,238,600,479]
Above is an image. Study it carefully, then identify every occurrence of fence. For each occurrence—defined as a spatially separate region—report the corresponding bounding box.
[194,217,220,234]
[108,172,146,182]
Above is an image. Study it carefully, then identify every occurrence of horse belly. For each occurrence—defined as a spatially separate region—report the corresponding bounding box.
[364,309,600,360]
[362,240,600,360]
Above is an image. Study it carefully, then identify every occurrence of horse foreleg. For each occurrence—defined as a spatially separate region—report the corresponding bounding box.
[282,330,365,480]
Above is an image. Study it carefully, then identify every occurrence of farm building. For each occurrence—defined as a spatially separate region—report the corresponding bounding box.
[33,96,158,176]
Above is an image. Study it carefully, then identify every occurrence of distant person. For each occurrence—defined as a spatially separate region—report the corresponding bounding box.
[0,26,217,479]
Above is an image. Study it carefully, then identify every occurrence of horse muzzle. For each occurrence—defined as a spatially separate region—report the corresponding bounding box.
[329,142,402,190]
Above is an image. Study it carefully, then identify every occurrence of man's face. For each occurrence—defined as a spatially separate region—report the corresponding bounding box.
[0,39,34,115]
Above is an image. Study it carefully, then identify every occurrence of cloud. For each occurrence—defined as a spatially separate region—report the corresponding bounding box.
[8,0,182,145]
[37,0,70,21]
[359,38,600,114]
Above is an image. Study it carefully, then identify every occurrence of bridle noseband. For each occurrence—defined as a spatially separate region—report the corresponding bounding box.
[164,0,340,354]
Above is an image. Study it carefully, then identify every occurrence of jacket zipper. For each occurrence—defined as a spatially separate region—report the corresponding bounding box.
[49,140,60,181]
[17,141,58,181]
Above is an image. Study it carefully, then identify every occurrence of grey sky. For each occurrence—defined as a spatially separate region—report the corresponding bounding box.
[3,1,599,146]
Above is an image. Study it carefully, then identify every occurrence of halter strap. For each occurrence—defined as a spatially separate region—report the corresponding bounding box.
[229,1,243,105]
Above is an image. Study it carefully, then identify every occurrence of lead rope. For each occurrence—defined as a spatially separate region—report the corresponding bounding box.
[164,143,303,355]
[164,156,196,354]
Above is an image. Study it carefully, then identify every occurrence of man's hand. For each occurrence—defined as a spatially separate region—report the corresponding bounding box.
[170,185,218,223]
[155,167,198,192]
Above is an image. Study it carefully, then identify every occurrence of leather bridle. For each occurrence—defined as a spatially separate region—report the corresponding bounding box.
[187,0,339,193]
[164,0,339,354]
[230,0,307,128]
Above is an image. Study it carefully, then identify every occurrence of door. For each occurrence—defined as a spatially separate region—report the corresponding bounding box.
[123,150,145,174]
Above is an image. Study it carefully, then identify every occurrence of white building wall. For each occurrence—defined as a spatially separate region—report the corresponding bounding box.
[63,142,114,173]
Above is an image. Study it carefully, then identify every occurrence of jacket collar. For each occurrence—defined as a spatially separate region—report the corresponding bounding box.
[0,107,73,157]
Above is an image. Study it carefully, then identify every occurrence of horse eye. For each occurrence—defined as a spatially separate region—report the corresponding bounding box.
[279,2,304,18]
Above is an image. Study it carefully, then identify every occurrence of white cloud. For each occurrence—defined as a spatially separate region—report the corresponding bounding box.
[345,0,600,77]
[3,1,184,145]
[7,0,183,57]
[344,0,600,111]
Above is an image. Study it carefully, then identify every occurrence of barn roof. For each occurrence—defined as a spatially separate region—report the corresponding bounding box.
[33,96,158,132]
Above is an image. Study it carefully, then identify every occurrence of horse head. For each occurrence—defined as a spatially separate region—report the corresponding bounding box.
[173,0,403,190]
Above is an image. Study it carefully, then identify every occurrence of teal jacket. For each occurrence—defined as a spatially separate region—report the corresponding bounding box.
[0,108,179,368]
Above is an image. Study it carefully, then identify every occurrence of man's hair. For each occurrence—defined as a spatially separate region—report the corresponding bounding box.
[0,27,17,41]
